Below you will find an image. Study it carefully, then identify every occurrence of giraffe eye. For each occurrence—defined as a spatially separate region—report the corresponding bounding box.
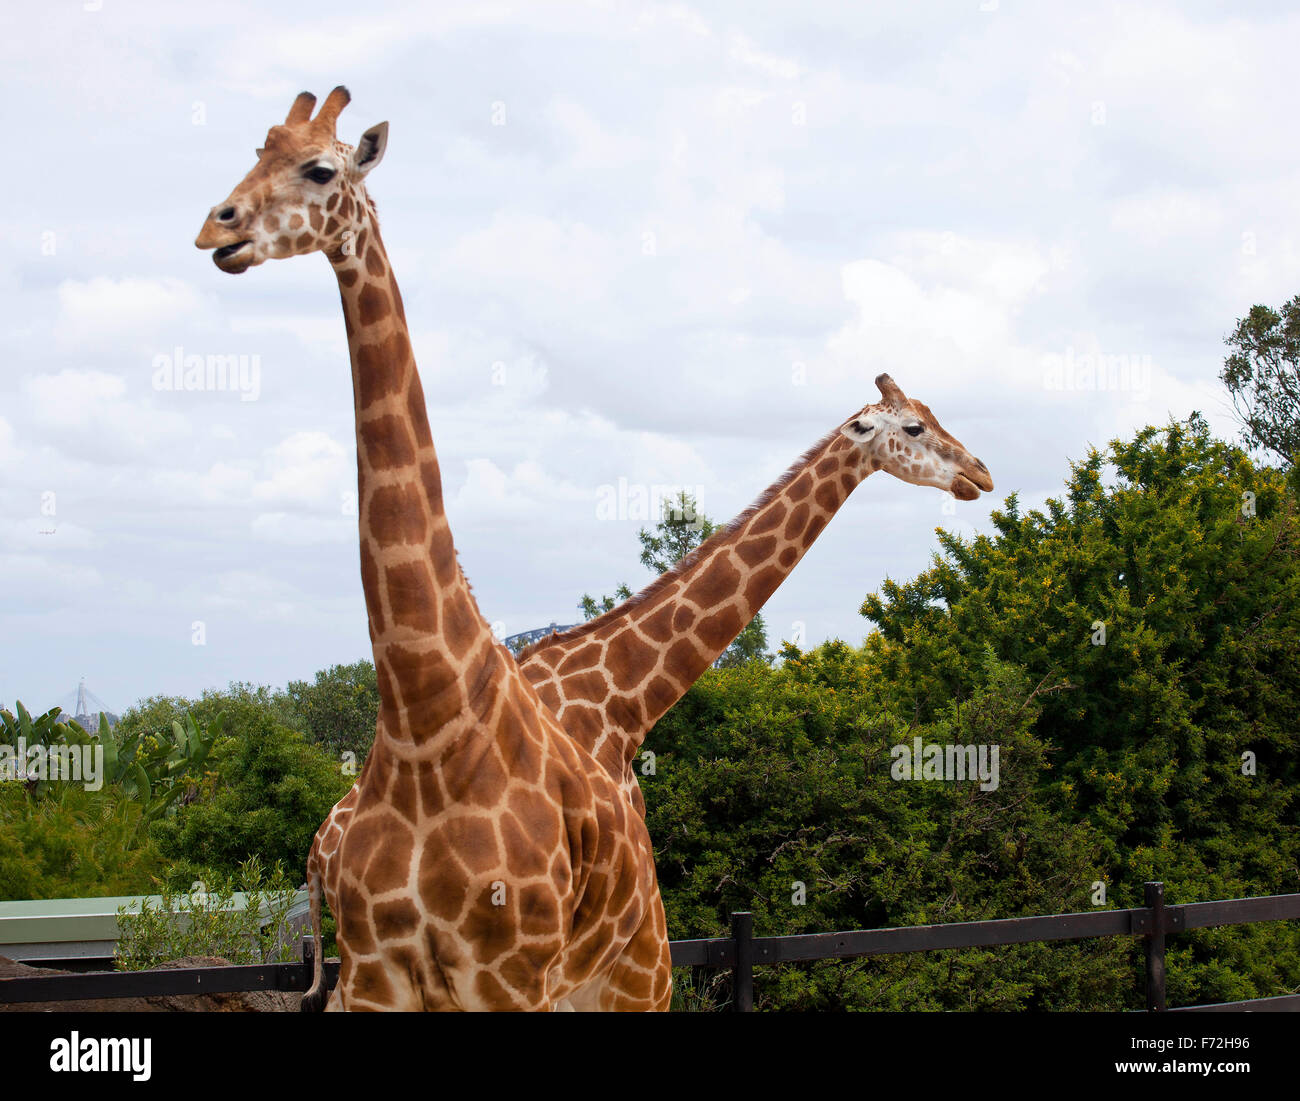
[903,424,924,437]
[305,166,336,184]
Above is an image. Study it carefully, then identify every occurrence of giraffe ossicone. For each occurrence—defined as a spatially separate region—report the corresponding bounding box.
[197,88,673,1011]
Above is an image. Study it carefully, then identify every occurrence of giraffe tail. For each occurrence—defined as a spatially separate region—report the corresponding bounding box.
[300,848,326,1013]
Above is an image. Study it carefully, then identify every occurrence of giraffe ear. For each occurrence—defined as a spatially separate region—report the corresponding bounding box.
[841,418,875,442]
[352,122,388,177]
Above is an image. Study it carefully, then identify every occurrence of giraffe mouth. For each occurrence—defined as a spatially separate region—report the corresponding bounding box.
[951,473,983,501]
[950,456,994,501]
[212,240,253,271]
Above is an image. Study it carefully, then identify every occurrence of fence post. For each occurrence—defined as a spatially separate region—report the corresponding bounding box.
[1143,881,1166,1012]
[300,933,315,993]
[731,912,754,1012]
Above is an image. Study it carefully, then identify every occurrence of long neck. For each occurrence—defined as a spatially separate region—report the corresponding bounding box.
[333,210,499,746]
[637,432,868,717]
[523,431,871,735]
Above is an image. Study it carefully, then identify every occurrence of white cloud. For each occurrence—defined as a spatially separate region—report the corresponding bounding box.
[727,31,801,80]
[0,553,103,595]
[251,431,350,509]
[56,277,206,343]
[226,314,344,355]
[1108,190,1226,246]
[203,570,302,618]
[451,456,588,520]
[2,517,96,551]
[23,368,191,462]
[826,233,1053,393]
[0,416,17,465]
[437,212,619,308]
[26,368,125,419]
[196,462,257,505]
[250,511,352,545]
[5,0,1297,710]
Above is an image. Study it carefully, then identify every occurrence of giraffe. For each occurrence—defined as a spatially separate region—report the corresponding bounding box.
[307,374,994,1002]
[518,371,995,808]
[195,88,672,1011]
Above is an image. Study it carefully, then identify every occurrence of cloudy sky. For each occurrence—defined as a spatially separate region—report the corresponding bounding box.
[2,0,1296,716]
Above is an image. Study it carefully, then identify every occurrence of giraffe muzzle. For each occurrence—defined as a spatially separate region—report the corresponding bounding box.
[951,461,994,500]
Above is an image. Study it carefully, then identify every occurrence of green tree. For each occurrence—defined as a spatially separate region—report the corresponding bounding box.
[0,784,166,899]
[636,490,716,571]
[1221,297,1300,466]
[645,644,1125,1009]
[148,698,352,881]
[642,415,1300,1009]
[0,703,224,839]
[579,584,632,622]
[115,683,293,748]
[281,660,379,760]
[857,415,1300,1006]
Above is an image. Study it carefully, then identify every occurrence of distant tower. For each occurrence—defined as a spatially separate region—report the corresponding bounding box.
[62,677,116,730]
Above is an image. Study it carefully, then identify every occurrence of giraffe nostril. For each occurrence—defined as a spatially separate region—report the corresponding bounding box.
[975,458,988,473]
[217,206,237,223]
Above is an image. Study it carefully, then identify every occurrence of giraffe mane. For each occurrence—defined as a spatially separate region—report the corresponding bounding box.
[514,424,846,663]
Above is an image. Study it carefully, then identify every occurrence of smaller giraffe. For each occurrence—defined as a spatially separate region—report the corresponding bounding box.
[519,370,995,809]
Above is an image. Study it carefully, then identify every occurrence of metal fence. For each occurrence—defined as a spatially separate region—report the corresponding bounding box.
[2,882,1298,1011]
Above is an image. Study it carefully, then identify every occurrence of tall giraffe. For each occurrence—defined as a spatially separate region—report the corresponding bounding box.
[308,374,994,1000]
[196,88,671,1011]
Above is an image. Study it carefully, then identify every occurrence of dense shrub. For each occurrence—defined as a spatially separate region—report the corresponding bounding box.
[642,417,1300,1008]
[147,703,352,881]
[0,784,165,899]
[114,857,300,969]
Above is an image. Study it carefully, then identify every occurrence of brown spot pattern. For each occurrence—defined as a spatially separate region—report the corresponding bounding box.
[606,631,658,692]
[358,283,391,326]
[360,413,415,471]
[367,481,428,545]
[386,560,439,632]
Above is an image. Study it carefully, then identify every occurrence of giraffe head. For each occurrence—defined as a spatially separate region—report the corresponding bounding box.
[841,374,994,500]
[195,87,387,274]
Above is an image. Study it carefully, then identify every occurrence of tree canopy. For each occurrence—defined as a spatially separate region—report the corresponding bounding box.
[1221,296,1300,466]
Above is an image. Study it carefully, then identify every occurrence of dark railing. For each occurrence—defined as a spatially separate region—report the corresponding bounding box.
[2,883,1297,1011]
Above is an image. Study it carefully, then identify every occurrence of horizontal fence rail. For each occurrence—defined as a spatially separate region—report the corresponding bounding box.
[0,960,337,1005]
[1,884,1297,1011]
